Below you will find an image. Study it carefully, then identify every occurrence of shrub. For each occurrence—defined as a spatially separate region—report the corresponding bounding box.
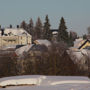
[0,53,17,77]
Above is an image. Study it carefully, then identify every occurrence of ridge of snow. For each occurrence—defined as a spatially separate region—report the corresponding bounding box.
[0,76,46,87]
[51,80,90,85]
[0,75,90,87]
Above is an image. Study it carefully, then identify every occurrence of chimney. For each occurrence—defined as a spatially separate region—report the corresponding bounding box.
[10,24,12,28]
[17,25,19,28]
[1,28,4,36]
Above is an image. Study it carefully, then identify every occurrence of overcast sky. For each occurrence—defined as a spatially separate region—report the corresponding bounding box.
[0,0,90,35]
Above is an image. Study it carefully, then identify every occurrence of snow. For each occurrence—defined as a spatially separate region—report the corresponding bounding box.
[15,44,33,56]
[34,39,51,47]
[4,28,31,36]
[72,51,83,60]
[81,49,88,55]
[0,75,90,90]
[1,45,16,50]
[0,79,37,86]
[70,49,90,62]
[51,80,90,85]
[52,31,58,35]
[0,76,46,87]
[74,38,84,48]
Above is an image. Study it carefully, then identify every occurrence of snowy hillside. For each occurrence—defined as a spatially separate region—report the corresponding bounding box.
[0,75,90,90]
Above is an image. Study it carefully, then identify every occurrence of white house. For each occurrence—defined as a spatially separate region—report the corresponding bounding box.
[0,28,32,48]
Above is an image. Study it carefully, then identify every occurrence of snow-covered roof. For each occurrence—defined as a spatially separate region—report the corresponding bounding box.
[52,31,58,35]
[29,44,48,52]
[34,39,51,47]
[15,44,33,56]
[4,28,31,36]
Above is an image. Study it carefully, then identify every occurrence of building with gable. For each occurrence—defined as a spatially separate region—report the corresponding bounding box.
[0,28,32,48]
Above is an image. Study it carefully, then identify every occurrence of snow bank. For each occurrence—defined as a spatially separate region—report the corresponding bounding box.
[51,80,90,85]
[0,75,90,87]
[0,79,37,86]
[0,76,46,87]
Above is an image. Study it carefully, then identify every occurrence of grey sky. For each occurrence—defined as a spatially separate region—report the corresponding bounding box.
[0,0,90,35]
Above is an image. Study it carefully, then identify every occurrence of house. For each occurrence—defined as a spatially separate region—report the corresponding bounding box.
[70,38,85,51]
[69,38,90,71]
[78,39,90,50]
[51,29,58,35]
[51,29,58,41]
[70,38,90,51]
[0,28,32,48]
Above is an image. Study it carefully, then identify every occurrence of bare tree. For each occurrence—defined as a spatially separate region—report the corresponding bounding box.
[0,54,17,77]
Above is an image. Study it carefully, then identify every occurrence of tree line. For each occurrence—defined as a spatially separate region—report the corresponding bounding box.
[20,15,52,41]
[20,15,77,47]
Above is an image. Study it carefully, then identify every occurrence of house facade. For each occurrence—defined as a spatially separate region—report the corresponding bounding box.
[0,28,32,48]
[78,39,90,50]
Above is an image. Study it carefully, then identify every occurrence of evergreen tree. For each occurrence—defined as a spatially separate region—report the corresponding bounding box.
[0,25,1,29]
[35,17,43,39]
[83,34,87,40]
[57,17,69,44]
[43,15,52,41]
[68,32,74,46]
[20,21,27,30]
[28,18,34,35]
[69,31,77,41]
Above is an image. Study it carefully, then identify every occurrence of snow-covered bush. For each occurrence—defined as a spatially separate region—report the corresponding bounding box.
[20,42,82,76]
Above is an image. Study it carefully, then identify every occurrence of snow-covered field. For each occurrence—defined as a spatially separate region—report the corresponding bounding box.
[0,75,90,90]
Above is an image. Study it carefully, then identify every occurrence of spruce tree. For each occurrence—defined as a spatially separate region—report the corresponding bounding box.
[0,25,1,30]
[57,17,69,44]
[83,34,87,40]
[28,18,34,35]
[35,17,43,39]
[44,15,52,41]
[20,20,27,30]
[68,32,74,46]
